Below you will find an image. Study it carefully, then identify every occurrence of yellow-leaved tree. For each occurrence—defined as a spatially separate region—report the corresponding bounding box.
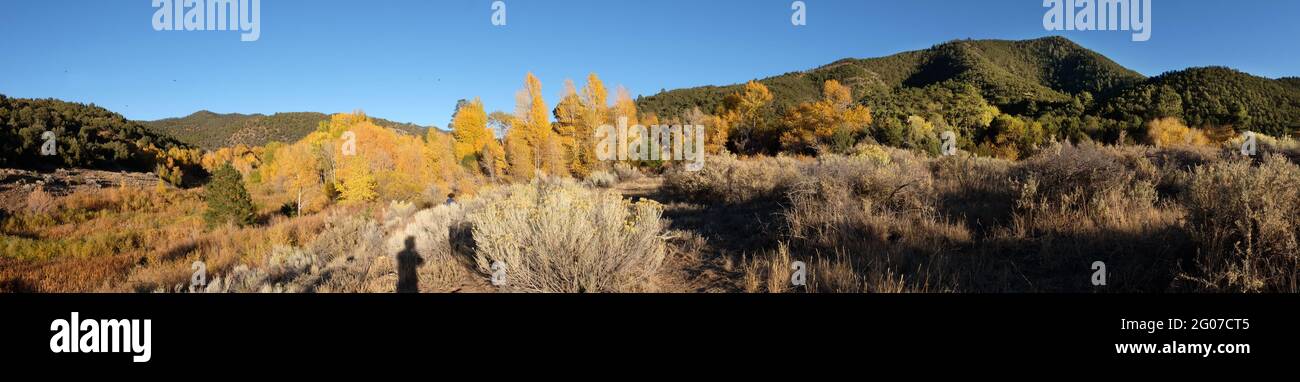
[780,80,872,153]
[553,80,588,176]
[261,141,327,215]
[578,73,610,173]
[451,98,505,177]
[1147,117,1210,147]
[316,111,432,203]
[505,72,565,179]
[337,156,378,204]
[613,86,641,162]
[723,80,773,153]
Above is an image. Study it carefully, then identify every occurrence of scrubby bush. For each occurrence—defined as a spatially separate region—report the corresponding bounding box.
[612,163,644,182]
[663,152,804,204]
[584,170,617,188]
[25,187,57,215]
[1012,142,1162,231]
[1182,155,1300,292]
[307,212,383,264]
[469,177,666,292]
[1001,142,1183,291]
[779,154,966,292]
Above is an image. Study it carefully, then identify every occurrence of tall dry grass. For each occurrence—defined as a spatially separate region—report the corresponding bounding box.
[664,140,1300,293]
[8,137,1300,294]
[663,152,805,204]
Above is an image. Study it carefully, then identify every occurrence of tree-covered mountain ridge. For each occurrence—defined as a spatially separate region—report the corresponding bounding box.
[637,36,1300,139]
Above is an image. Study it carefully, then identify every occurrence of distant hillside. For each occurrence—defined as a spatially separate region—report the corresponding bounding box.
[0,95,194,173]
[143,111,429,150]
[637,36,1145,118]
[638,36,1300,141]
[1279,77,1300,91]
[1102,67,1300,137]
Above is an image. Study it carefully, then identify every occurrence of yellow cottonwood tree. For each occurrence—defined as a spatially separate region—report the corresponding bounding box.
[262,142,327,215]
[316,111,431,202]
[780,80,872,153]
[554,80,591,176]
[723,81,774,153]
[505,72,564,179]
[1147,117,1210,147]
[451,98,504,176]
[578,73,610,173]
[337,156,378,204]
[613,86,641,161]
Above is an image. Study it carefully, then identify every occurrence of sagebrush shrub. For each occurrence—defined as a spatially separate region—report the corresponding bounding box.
[612,163,644,182]
[1013,142,1162,229]
[663,152,803,204]
[584,170,617,188]
[781,155,965,291]
[1183,155,1300,292]
[25,187,57,215]
[469,177,666,292]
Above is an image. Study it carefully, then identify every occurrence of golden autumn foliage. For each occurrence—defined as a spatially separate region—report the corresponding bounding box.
[583,73,609,123]
[427,128,474,190]
[263,141,327,214]
[505,73,567,180]
[451,98,502,172]
[324,112,432,202]
[576,74,612,175]
[722,80,774,153]
[553,80,588,176]
[248,111,445,211]
[613,86,644,163]
[141,144,203,187]
[979,114,1046,160]
[336,156,378,204]
[679,107,728,155]
[1147,117,1211,147]
[780,80,873,153]
[732,80,774,120]
[202,144,261,178]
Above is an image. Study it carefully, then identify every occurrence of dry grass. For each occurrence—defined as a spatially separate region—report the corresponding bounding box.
[7,138,1300,293]
[2,186,207,291]
[666,141,1300,293]
[663,152,805,204]
[994,142,1185,292]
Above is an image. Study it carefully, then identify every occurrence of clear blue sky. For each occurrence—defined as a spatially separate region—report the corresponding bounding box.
[2,0,1297,128]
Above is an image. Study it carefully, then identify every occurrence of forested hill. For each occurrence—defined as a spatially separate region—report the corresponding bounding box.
[0,95,198,175]
[637,36,1145,118]
[143,111,429,150]
[636,36,1300,139]
[1101,67,1300,137]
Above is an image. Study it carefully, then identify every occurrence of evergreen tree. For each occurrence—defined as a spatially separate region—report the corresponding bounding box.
[203,163,256,227]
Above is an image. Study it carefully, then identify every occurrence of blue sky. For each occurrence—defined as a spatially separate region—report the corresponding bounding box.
[1,0,1297,128]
